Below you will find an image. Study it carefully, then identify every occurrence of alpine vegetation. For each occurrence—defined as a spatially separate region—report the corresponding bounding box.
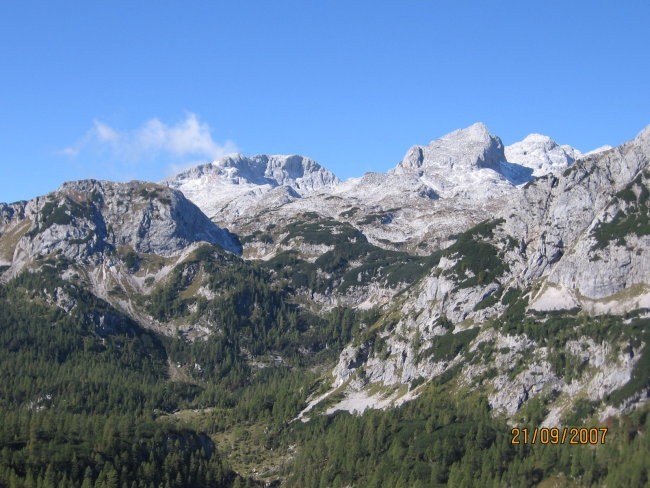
[1,123,649,487]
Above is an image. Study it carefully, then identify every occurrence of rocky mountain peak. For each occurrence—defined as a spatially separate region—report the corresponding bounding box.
[395,122,505,174]
[173,153,339,195]
[165,153,340,223]
[446,121,493,142]
[0,180,241,274]
[505,133,581,177]
[520,133,555,144]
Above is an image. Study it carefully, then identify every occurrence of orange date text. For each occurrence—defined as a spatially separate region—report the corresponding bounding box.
[510,427,607,445]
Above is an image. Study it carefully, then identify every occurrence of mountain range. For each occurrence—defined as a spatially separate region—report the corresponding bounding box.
[1,122,648,486]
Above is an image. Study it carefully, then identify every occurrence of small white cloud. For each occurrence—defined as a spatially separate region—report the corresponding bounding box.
[93,120,120,142]
[60,113,237,177]
[60,146,80,157]
[59,120,121,157]
[132,113,237,160]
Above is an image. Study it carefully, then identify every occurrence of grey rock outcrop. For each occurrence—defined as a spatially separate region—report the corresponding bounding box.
[165,154,340,222]
[503,125,650,300]
[175,154,340,194]
[395,122,506,173]
[325,124,650,419]
[1,179,241,275]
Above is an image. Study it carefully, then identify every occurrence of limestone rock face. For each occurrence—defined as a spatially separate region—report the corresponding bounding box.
[395,122,506,173]
[1,179,241,274]
[325,125,650,420]
[165,154,340,222]
[164,124,520,257]
[2,122,649,427]
[503,125,650,301]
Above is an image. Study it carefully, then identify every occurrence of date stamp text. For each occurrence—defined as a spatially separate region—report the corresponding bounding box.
[510,427,608,445]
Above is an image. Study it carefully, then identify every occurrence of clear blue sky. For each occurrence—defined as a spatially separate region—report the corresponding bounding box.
[1,1,649,203]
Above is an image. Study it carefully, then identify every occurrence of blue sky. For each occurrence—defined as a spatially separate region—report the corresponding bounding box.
[1,1,649,203]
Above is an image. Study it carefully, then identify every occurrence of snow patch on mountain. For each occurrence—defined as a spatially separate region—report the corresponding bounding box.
[164,122,629,256]
[505,133,581,177]
[165,154,339,221]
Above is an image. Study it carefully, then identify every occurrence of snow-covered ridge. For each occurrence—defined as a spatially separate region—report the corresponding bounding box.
[504,133,581,177]
[168,123,585,213]
[181,154,339,191]
[163,123,595,243]
[165,154,340,221]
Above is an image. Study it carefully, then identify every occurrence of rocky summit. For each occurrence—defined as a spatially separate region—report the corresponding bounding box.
[165,154,340,223]
[1,179,240,268]
[1,123,649,486]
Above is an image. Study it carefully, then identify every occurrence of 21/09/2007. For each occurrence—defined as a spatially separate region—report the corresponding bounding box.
[510,427,607,445]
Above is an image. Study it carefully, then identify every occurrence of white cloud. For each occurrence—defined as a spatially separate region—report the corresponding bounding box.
[60,119,121,157]
[60,113,237,167]
[137,114,236,159]
[60,145,80,157]
[94,120,120,142]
